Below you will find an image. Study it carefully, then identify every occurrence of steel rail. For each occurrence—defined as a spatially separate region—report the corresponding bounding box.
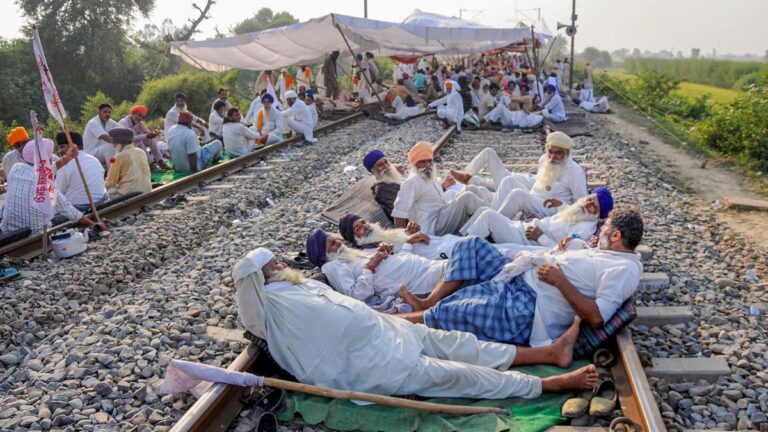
[0,112,365,261]
[173,123,666,432]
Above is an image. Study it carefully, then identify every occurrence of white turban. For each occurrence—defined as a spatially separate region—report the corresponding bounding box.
[285,90,298,99]
[545,131,573,150]
[233,247,275,339]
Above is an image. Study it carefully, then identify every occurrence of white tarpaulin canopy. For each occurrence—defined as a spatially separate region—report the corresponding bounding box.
[169,13,544,72]
[401,9,488,28]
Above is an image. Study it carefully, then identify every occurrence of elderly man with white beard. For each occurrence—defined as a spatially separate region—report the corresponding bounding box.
[363,149,405,221]
[392,141,485,236]
[282,90,318,144]
[462,188,613,247]
[451,132,588,220]
[304,228,446,309]
[234,246,599,400]
[398,209,644,348]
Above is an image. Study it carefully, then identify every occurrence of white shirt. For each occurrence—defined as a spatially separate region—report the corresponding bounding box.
[257,107,282,135]
[429,88,464,130]
[392,174,447,235]
[244,98,263,125]
[322,252,447,302]
[282,100,313,126]
[530,155,588,204]
[306,103,318,129]
[83,116,119,155]
[208,112,225,136]
[530,215,597,247]
[1,163,82,234]
[543,93,566,118]
[2,150,24,180]
[164,105,204,137]
[223,122,258,157]
[55,153,108,206]
[210,98,232,114]
[523,249,642,346]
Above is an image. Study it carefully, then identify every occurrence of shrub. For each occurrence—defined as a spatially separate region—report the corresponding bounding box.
[733,71,768,92]
[137,71,220,119]
[624,58,768,89]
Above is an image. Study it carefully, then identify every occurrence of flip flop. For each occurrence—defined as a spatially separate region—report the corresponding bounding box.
[0,267,21,283]
[282,252,314,270]
[589,379,617,417]
[561,398,588,418]
[610,416,640,432]
[593,348,617,368]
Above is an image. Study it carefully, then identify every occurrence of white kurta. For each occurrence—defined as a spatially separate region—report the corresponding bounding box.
[282,100,315,141]
[83,116,119,164]
[384,96,426,120]
[223,122,258,157]
[541,93,567,123]
[392,174,446,234]
[579,96,611,113]
[322,252,447,301]
[244,98,263,125]
[234,266,542,399]
[208,112,224,137]
[523,249,642,346]
[462,207,597,247]
[428,80,464,131]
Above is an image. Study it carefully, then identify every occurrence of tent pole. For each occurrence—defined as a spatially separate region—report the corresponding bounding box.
[335,23,387,113]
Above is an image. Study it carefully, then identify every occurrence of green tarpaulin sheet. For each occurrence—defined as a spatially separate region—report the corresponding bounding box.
[150,152,233,184]
[276,361,587,432]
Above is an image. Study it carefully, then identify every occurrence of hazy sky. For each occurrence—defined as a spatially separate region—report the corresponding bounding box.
[1,0,766,56]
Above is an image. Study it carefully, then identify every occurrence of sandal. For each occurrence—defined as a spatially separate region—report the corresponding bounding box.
[593,348,617,368]
[589,379,617,417]
[0,267,21,283]
[282,252,315,270]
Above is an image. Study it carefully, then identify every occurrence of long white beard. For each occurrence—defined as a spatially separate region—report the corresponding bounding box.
[266,267,305,285]
[553,197,599,223]
[375,167,403,184]
[356,223,408,247]
[534,157,566,191]
[327,245,370,263]
[410,163,438,181]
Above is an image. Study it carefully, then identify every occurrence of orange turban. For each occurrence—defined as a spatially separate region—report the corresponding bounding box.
[130,105,148,116]
[6,127,29,147]
[444,81,453,89]
[407,141,434,165]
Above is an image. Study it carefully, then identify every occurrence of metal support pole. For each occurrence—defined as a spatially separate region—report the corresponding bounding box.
[364,0,367,18]
[569,0,576,89]
[335,23,387,113]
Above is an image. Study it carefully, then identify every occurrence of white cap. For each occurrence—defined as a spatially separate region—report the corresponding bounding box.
[285,90,298,99]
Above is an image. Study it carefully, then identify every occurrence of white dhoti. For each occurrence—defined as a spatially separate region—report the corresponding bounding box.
[497,188,558,219]
[541,108,567,123]
[395,327,541,399]
[437,106,461,124]
[285,118,315,142]
[485,104,543,128]
[461,207,529,244]
[249,126,283,144]
[384,105,426,120]
[89,142,116,166]
[490,174,536,209]
[579,96,610,113]
[432,191,486,236]
[580,87,594,103]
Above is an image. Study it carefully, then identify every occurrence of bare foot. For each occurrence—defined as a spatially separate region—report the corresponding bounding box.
[399,284,429,311]
[450,169,472,184]
[550,317,582,368]
[542,364,599,393]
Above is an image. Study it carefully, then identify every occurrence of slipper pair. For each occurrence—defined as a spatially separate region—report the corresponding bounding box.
[283,252,314,270]
[561,379,617,418]
[240,387,286,432]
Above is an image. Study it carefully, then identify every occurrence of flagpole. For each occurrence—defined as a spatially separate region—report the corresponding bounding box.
[30,115,49,258]
[32,25,103,226]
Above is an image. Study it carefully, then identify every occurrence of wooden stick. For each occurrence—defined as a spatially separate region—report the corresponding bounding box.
[261,376,509,416]
[335,22,387,113]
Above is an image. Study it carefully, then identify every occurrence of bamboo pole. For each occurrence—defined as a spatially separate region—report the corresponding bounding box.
[261,376,509,416]
[335,22,387,113]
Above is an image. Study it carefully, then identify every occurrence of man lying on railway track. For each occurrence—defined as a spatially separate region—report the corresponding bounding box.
[304,228,446,310]
[234,247,598,399]
[392,141,485,236]
[398,209,643,348]
[461,188,612,247]
[450,132,588,219]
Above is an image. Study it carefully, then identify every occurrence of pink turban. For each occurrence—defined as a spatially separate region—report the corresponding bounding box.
[22,138,54,165]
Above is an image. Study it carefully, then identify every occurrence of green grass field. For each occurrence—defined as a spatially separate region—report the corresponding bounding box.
[604,70,740,104]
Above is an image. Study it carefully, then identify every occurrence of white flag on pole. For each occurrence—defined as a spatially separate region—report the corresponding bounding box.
[266,81,283,111]
[32,27,67,128]
[30,111,56,224]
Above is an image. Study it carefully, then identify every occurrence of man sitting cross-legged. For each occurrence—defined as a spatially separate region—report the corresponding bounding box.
[392,141,485,235]
[234,247,598,400]
[304,228,445,309]
[399,208,643,347]
[461,188,613,247]
[450,132,587,219]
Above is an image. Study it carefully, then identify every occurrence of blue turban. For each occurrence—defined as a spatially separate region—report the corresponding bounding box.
[363,149,385,172]
[546,84,557,92]
[594,188,614,219]
[339,213,361,245]
[306,89,315,98]
[306,229,328,267]
[519,83,530,92]
[261,93,274,103]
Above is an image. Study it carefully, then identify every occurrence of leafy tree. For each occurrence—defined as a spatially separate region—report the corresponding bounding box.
[0,38,46,125]
[17,0,156,119]
[691,48,700,59]
[231,8,299,35]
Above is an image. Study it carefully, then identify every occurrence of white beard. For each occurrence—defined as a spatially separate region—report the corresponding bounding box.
[534,157,566,191]
[375,167,403,184]
[410,163,438,181]
[327,245,370,263]
[553,197,599,223]
[355,223,408,247]
[266,267,305,285]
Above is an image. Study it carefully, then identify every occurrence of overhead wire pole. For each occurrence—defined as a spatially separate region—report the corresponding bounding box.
[334,21,387,113]
[569,0,577,89]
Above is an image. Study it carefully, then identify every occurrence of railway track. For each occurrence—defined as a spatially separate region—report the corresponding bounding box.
[171,123,667,432]
[0,112,365,261]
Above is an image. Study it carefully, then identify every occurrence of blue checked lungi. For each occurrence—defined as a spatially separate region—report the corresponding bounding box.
[444,236,511,285]
[424,275,538,345]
